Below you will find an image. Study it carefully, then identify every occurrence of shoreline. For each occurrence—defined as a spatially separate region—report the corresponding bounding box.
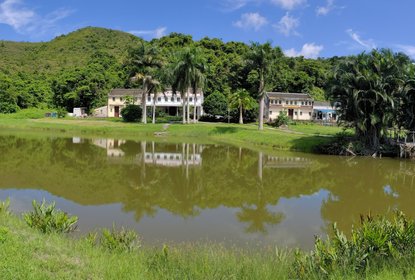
[0,118,339,154]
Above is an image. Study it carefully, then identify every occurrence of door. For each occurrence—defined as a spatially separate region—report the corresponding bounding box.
[288,109,294,119]
[114,106,120,118]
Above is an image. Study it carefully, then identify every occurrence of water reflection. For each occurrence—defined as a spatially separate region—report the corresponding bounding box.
[1,134,415,248]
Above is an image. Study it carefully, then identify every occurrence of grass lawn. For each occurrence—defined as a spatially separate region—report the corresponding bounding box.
[0,117,346,153]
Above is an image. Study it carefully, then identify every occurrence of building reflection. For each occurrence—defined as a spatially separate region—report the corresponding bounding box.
[92,139,203,167]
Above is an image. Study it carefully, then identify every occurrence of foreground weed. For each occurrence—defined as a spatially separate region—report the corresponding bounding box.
[100,226,140,253]
[0,198,10,214]
[0,226,9,244]
[24,200,78,234]
[293,211,415,279]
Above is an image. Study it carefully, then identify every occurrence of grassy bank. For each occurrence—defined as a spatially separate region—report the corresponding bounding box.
[0,116,345,153]
[1,201,415,279]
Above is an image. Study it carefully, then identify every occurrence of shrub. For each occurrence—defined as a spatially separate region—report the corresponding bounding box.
[0,226,8,244]
[100,226,140,253]
[0,198,10,214]
[272,111,289,127]
[56,107,67,118]
[24,200,78,234]
[292,211,415,278]
[121,105,142,122]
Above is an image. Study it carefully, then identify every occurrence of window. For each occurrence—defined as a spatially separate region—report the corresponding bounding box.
[158,97,161,102]
[147,96,151,102]
[189,97,193,102]
[177,97,181,102]
[295,101,297,105]
[110,107,113,112]
[295,111,298,115]
[171,97,174,102]
[120,98,123,102]
[290,101,293,105]
[112,97,115,102]
[300,111,303,116]
[269,111,273,115]
[286,101,289,105]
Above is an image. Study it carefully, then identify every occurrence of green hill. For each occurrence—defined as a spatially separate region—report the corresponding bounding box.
[0,27,142,74]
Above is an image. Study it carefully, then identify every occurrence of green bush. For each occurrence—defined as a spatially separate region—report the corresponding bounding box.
[24,200,78,234]
[56,107,67,118]
[100,226,140,253]
[0,108,50,119]
[121,105,142,122]
[0,198,10,214]
[156,115,182,123]
[293,211,415,278]
[272,111,289,127]
[0,226,9,244]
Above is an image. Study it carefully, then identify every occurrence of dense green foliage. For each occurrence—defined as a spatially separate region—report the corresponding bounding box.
[0,27,333,115]
[294,211,415,279]
[24,200,78,234]
[327,49,415,151]
[121,104,142,122]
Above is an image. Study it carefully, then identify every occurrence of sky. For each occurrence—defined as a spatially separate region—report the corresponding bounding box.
[0,0,414,59]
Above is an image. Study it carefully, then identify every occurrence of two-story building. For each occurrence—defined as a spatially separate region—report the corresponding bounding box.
[267,92,314,121]
[107,88,204,118]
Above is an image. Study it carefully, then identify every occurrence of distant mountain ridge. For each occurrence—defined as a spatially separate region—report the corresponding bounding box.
[0,27,143,74]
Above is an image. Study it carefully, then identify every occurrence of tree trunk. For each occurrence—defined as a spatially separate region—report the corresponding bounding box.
[182,93,186,124]
[193,89,197,123]
[258,97,264,130]
[186,90,190,124]
[258,72,265,130]
[239,105,243,124]
[142,90,147,124]
[152,97,156,124]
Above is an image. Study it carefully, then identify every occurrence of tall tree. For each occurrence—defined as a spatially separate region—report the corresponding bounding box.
[127,43,163,124]
[172,46,207,123]
[246,42,276,130]
[327,49,413,149]
[229,89,256,124]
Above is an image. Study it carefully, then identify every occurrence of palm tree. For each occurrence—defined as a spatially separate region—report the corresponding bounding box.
[127,43,163,124]
[172,47,207,123]
[229,89,256,124]
[327,49,413,150]
[246,42,275,130]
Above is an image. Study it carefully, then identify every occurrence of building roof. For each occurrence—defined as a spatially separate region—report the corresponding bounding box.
[109,88,204,97]
[267,92,312,100]
[109,89,143,97]
[314,101,333,108]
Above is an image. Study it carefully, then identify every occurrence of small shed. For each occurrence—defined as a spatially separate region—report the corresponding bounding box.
[73,107,87,118]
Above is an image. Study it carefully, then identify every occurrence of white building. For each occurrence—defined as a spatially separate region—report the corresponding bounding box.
[107,88,204,119]
[266,92,314,121]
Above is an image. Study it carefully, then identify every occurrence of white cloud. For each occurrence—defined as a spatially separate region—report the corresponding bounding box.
[346,29,376,50]
[222,0,255,11]
[129,27,167,39]
[316,0,334,16]
[396,45,415,58]
[0,0,34,30]
[0,0,72,36]
[234,12,268,31]
[284,43,324,58]
[274,13,299,36]
[270,0,306,10]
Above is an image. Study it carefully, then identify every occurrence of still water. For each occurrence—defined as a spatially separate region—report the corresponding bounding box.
[1,133,415,249]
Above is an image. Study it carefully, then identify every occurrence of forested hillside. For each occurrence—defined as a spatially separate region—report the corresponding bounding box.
[0,26,336,113]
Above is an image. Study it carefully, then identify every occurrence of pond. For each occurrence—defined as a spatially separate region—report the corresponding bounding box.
[1,133,415,249]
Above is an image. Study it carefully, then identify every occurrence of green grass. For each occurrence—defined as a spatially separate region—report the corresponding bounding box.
[0,118,344,153]
[0,212,290,280]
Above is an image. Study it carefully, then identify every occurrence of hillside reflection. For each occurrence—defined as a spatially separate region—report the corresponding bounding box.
[1,135,415,247]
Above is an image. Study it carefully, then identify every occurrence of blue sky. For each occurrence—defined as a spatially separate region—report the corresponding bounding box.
[0,0,414,59]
